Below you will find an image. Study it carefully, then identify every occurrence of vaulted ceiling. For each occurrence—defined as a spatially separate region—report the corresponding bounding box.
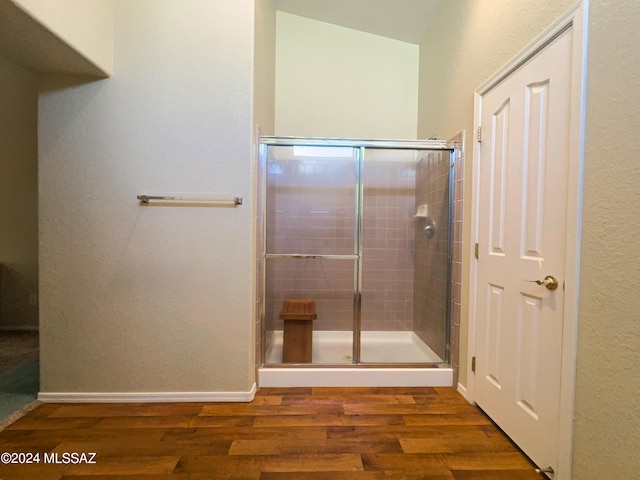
[274,0,443,45]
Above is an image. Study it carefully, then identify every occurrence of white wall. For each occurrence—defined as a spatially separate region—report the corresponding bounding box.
[254,0,276,136]
[38,0,256,397]
[0,55,38,329]
[573,1,640,477]
[275,12,418,139]
[12,0,113,76]
[418,0,640,477]
[417,0,576,389]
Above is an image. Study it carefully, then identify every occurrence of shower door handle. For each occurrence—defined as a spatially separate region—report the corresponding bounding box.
[266,254,360,260]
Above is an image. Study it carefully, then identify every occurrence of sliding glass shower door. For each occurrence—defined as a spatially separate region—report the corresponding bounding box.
[260,138,453,367]
[359,148,452,363]
[263,144,359,364]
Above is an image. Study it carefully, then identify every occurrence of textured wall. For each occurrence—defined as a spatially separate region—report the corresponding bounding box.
[0,55,38,329]
[38,0,255,395]
[573,1,640,478]
[417,0,576,387]
[418,0,640,477]
[275,11,418,139]
[253,0,276,136]
[253,0,276,374]
[10,0,113,75]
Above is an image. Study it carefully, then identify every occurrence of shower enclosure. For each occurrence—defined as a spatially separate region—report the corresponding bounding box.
[257,137,454,376]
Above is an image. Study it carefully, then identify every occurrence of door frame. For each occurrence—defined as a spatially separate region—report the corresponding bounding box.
[465,2,587,478]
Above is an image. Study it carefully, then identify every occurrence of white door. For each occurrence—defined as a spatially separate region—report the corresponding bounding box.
[474,27,573,474]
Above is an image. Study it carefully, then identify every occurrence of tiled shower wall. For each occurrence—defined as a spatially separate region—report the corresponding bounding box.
[449,132,465,384]
[413,151,450,361]
[360,151,416,331]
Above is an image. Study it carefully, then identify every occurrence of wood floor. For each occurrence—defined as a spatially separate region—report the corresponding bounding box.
[0,387,541,479]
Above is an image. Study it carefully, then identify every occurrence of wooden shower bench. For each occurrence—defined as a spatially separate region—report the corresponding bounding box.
[280,300,316,363]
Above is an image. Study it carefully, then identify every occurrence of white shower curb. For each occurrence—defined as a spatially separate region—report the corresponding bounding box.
[258,367,453,388]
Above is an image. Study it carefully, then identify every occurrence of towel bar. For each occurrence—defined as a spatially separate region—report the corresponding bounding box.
[137,195,242,205]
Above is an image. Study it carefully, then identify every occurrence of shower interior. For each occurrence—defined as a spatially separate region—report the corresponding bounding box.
[257,137,454,384]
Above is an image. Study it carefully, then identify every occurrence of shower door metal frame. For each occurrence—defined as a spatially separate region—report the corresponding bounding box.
[260,136,455,368]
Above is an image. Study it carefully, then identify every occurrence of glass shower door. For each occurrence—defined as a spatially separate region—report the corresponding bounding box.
[263,145,359,365]
[359,148,452,364]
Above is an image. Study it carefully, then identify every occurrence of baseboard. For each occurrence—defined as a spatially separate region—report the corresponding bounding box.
[457,382,470,402]
[0,326,39,331]
[38,383,257,403]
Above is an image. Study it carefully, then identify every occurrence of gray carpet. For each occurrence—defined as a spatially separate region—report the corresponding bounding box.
[0,330,39,374]
[0,360,40,421]
[0,331,40,424]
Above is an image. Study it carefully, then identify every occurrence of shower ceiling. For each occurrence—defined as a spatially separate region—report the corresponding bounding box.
[274,0,444,45]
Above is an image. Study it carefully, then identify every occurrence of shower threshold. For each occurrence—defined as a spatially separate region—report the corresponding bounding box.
[260,330,453,387]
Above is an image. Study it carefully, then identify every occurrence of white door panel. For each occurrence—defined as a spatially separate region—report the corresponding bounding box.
[475,27,573,472]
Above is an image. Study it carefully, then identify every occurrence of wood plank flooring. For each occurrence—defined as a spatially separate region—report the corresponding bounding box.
[0,387,541,479]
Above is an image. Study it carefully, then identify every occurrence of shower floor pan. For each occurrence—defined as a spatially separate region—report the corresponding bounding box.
[260,330,453,388]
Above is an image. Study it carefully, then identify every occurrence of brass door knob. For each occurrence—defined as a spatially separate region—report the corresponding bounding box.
[527,275,559,290]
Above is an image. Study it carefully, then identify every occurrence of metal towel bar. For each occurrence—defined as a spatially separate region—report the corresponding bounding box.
[137,195,242,205]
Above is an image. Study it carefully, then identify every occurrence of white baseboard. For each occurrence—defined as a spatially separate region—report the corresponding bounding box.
[38,383,257,403]
[457,382,470,402]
